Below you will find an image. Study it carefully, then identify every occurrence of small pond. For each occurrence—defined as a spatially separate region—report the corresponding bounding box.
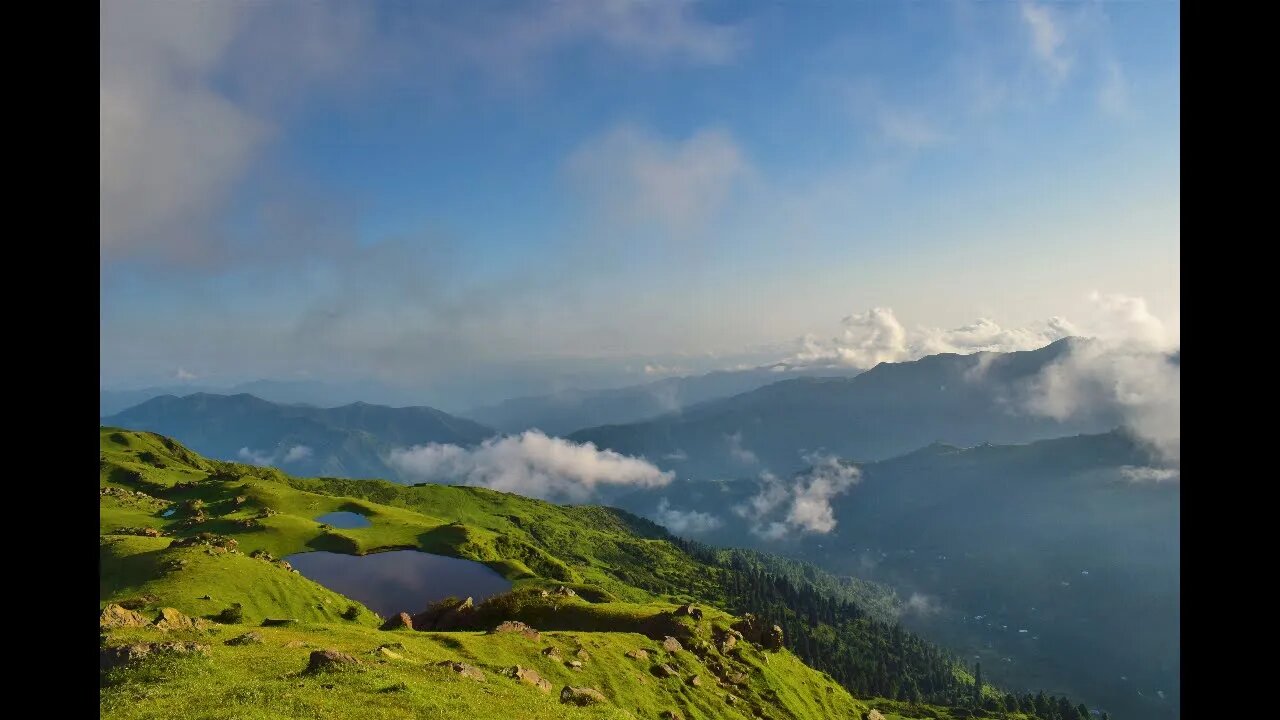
[285,550,512,618]
[315,511,372,529]
[160,509,175,518]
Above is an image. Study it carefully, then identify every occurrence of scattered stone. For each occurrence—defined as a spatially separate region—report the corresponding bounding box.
[380,612,414,631]
[674,604,703,620]
[304,649,360,673]
[502,665,552,693]
[865,711,885,720]
[376,647,403,660]
[233,495,248,506]
[566,660,584,670]
[762,624,784,650]
[541,646,562,660]
[100,603,149,630]
[731,614,784,650]
[662,636,683,653]
[100,641,210,670]
[261,618,298,627]
[436,660,485,682]
[490,620,540,640]
[412,597,476,631]
[725,693,739,706]
[152,607,209,631]
[728,671,749,686]
[654,663,679,678]
[198,594,212,600]
[661,711,686,720]
[575,648,591,661]
[559,686,607,706]
[224,632,264,646]
[625,649,650,661]
[551,586,577,598]
[687,674,703,687]
[283,640,307,649]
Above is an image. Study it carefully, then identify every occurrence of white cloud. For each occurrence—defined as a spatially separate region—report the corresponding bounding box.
[726,432,759,466]
[1024,293,1179,463]
[644,363,690,377]
[283,445,314,464]
[662,449,689,462]
[387,430,673,501]
[237,447,275,466]
[1020,0,1072,80]
[653,498,723,535]
[175,367,199,382]
[735,456,862,538]
[786,308,1076,370]
[1120,466,1179,483]
[566,124,751,237]
[902,592,941,617]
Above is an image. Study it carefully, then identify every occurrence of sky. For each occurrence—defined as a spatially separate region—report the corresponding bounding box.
[100,0,1180,411]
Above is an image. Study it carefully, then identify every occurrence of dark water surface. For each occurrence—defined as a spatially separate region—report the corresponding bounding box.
[314,511,372,529]
[285,550,511,618]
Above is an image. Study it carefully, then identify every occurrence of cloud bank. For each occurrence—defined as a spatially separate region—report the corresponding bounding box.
[653,498,723,535]
[735,455,862,539]
[237,444,313,467]
[387,430,673,501]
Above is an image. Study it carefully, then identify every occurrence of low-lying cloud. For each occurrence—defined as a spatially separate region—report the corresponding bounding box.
[1120,466,1179,483]
[387,430,673,501]
[237,444,312,467]
[902,592,942,617]
[787,308,1077,370]
[735,455,862,539]
[653,498,723,535]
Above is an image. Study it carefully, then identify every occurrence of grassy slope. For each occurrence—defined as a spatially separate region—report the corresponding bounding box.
[99,427,1028,720]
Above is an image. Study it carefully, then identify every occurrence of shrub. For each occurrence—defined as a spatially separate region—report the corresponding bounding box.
[341,605,361,621]
[214,603,244,624]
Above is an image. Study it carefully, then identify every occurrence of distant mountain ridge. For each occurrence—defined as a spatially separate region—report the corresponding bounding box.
[101,392,495,480]
[467,364,864,436]
[569,338,1127,479]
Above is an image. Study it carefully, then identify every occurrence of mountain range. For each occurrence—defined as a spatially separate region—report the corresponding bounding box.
[101,393,495,480]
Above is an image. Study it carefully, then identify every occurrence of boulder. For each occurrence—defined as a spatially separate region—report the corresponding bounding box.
[674,604,703,620]
[559,686,607,706]
[575,648,591,661]
[376,646,403,660]
[152,607,208,631]
[654,663,679,678]
[304,649,360,673]
[541,646,562,660]
[551,586,577,597]
[490,620,541,640]
[687,674,703,687]
[624,649,650,661]
[283,640,307,649]
[762,624,784,650]
[224,632,264,646]
[866,711,885,720]
[380,612,413,631]
[660,712,686,720]
[503,665,552,693]
[412,597,475,631]
[662,636,683,653]
[566,660,584,670]
[100,603,149,630]
[436,660,486,682]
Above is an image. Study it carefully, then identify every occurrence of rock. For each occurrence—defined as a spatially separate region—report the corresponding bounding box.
[100,641,209,670]
[436,660,485,682]
[261,618,298,627]
[490,620,540,640]
[541,646,562,660]
[566,660,584,670]
[503,665,552,693]
[625,649,649,661]
[224,632,264,646]
[687,674,703,687]
[551,586,577,597]
[152,607,208,631]
[100,603,149,630]
[198,594,212,600]
[725,693,739,706]
[412,597,475,631]
[559,686,607,706]
[654,663,679,678]
[728,671,749,686]
[380,612,413,631]
[673,604,703,620]
[377,647,403,660]
[575,648,591,661]
[661,712,685,720]
[304,649,360,673]
[283,640,307,649]
[762,624,784,650]
[662,636,683,653]
[865,711,886,720]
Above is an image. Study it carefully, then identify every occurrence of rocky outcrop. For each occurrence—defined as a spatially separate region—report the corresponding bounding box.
[489,620,540,640]
[559,686,607,706]
[380,612,413,631]
[436,660,485,682]
[100,641,209,670]
[731,614,784,650]
[866,710,886,720]
[224,632,264,646]
[673,604,703,621]
[152,607,209,631]
[502,665,552,692]
[304,649,360,673]
[411,597,475,631]
[100,603,149,630]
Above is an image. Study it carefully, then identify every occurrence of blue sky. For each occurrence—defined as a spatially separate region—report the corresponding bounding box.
[100,0,1179,410]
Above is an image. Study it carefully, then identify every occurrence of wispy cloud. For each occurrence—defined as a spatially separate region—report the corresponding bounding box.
[653,498,723,535]
[237,444,312,467]
[726,432,759,466]
[566,124,751,238]
[387,430,673,501]
[1020,0,1072,81]
[1120,466,1179,483]
[735,455,862,538]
